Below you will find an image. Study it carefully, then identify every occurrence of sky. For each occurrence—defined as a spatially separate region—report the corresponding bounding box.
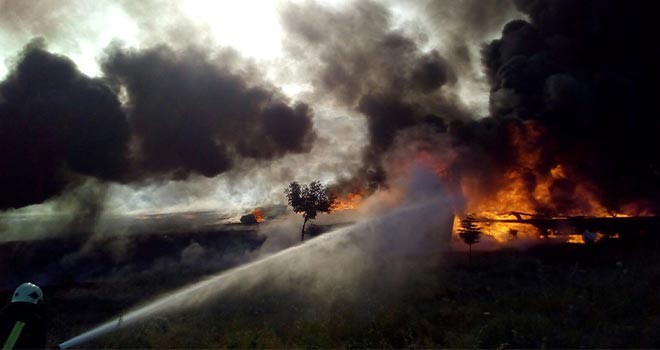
[0,0,517,216]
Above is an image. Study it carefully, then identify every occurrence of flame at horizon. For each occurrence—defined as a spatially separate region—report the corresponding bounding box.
[251,208,265,223]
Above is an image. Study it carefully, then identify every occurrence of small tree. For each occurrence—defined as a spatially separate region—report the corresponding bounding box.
[457,213,482,266]
[285,181,336,241]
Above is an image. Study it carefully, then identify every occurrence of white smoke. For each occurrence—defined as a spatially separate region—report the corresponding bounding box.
[59,164,456,348]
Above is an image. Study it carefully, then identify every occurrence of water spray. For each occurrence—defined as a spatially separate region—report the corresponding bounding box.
[58,196,452,349]
[57,224,354,349]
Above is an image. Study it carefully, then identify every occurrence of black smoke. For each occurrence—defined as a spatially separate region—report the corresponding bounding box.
[101,44,316,180]
[0,39,130,210]
[281,1,469,190]
[457,0,660,213]
[282,0,659,213]
[0,40,317,210]
[422,0,520,85]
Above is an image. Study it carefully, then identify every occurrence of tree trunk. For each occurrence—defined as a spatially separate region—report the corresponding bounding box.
[301,216,308,241]
[468,244,472,267]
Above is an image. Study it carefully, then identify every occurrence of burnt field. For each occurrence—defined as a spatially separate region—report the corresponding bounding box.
[3,224,660,349]
[1,226,263,290]
[0,216,261,342]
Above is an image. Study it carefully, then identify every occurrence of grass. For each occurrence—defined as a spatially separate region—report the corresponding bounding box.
[42,235,660,348]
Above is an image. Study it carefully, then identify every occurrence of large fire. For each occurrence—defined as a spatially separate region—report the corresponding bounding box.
[452,121,649,244]
[330,121,653,245]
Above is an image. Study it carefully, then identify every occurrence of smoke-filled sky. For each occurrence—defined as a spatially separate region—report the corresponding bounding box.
[1,0,658,221]
[0,0,516,217]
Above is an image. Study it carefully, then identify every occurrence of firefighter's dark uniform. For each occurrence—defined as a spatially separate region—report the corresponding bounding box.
[0,302,46,350]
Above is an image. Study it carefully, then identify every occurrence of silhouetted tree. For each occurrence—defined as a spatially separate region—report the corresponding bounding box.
[284,181,336,241]
[458,213,482,266]
[285,181,336,241]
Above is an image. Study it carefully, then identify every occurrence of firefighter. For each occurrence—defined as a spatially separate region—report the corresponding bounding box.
[0,282,47,350]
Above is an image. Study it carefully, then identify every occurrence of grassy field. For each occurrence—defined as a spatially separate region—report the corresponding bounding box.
[34,233,660,349]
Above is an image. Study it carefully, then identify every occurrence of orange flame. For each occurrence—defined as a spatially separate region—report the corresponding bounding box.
[332,191,364,211]
[449,121,649,243]
[251,208,264,223]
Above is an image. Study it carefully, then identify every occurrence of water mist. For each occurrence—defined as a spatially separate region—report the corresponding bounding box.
[60,169,455,348]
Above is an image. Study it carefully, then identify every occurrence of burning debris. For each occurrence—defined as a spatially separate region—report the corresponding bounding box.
[251,208,264,223]
[455,211,660,245]
[240,209,264,225]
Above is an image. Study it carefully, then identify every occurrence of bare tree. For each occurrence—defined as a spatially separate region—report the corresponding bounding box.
[285,181,336,241]
[457,213,482,266]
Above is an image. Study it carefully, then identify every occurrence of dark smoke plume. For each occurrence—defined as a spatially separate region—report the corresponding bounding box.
[0,39,130,210]
[282,0,659,213]
[0,40,317,211]
[281,1,469,190]
[422,0,520,86]
[455,0,660,213]
[101,44,316,180]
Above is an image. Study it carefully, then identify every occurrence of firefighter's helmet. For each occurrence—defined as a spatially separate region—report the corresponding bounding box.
[11,282,43,304]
